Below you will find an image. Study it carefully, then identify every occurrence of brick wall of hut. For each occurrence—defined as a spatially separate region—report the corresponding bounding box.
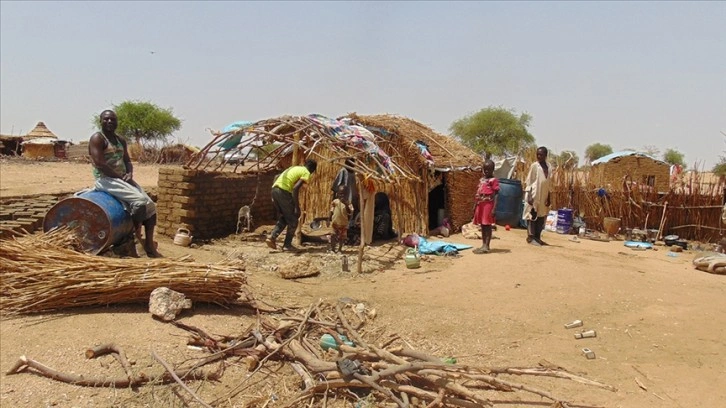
[156,167,277,239]
[444,171,481,232]
[590,156,670,193]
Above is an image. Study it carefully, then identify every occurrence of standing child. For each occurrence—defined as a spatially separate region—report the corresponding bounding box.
[330,185,354,252]
[472,160,500,254]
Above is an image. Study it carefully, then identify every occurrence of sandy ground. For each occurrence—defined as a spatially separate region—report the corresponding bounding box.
[1,159,725,408]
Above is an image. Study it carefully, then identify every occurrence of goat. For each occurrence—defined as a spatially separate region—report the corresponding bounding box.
[236,205,253,234]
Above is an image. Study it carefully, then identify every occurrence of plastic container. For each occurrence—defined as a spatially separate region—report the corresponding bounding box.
[494,178,524,227]
[43,190,134,254]
[173,228,193,247]
[320,333,354,351]
[556,208,574,234]
[404,247,421,269]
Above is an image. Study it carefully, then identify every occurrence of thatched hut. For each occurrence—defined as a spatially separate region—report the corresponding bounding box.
[344,113,482,233]
[590,151,670,193]
[189,113,482,237]
[21,122,69,159]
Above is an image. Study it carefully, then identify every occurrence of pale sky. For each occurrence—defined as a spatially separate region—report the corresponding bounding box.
[1,1,724,168]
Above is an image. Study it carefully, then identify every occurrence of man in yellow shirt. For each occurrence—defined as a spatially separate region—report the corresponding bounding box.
[266,159,318,251]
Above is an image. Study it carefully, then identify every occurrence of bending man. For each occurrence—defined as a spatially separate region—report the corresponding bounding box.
[266,159,318,252]
[89,110,161,257]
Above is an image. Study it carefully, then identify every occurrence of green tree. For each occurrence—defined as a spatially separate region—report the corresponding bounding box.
[584,143,613,163]
[663,148,686,168]
[640,145,661,158]
[713,133,726,176]
[449,106,535,157]
[92,100,182,144]
[554,150,579,170]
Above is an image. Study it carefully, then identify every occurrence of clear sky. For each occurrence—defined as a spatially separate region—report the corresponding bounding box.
[1,1,724,167]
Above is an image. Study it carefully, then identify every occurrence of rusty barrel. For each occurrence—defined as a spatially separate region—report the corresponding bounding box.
[43,190,134,254]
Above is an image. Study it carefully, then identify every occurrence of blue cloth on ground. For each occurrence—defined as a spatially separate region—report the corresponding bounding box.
[416,237,473,255]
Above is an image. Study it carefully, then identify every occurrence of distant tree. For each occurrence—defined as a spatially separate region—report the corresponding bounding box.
[714,159,726,176]
[450,106,535,157]
[640,145,661,158]
[92,100,182,145]
[663,148,686,168]
[713,133,726,176]
[584,143,613,163]
[554,150,579,170]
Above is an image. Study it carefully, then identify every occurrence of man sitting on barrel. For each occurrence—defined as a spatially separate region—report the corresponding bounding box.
[89,110,162,257]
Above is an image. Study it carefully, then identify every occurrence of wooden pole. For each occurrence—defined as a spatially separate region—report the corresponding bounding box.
[292,132,300,165]
[357,176,365,274]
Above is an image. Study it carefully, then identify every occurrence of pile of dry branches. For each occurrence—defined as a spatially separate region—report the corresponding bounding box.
[0,229,250,315]
[7,299,615,407]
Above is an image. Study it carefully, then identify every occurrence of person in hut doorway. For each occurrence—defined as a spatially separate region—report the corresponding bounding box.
[89,110,162,257]
[266,159,318,252]
[472,159,500,254]
[523,146,552,246]
[331,157,358,228]
[329,185,354,253]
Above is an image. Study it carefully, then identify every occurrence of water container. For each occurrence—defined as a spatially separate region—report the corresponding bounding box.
[494,178,523,227]
[556,208,574,234]
[43,191,134,254]
[404,247,421,269]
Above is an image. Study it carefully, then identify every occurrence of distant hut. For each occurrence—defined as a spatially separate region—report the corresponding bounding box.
[590,151,670,193]
[22,122,70,159]
[0,134,23,156]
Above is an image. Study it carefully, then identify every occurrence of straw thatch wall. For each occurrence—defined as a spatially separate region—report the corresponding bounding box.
[346,114,482,233]
[590,155,670,193]
[277,143,430,235]
[22,143,56,159]
[549,187,723,242]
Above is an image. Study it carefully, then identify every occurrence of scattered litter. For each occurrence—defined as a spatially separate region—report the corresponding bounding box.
[564,320,583,329]
[575,330,597,339]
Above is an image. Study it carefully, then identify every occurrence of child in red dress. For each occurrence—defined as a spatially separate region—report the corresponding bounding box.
[472,160,500,254]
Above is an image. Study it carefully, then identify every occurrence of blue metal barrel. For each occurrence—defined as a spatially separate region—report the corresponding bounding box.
[43,190,134,254]
[494,178,524,227]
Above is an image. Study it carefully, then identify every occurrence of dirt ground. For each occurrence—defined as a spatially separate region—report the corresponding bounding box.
[1,158,724,408]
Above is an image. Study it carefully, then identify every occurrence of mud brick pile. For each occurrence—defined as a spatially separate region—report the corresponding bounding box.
[0,194,64,239]
[156,167,277,239]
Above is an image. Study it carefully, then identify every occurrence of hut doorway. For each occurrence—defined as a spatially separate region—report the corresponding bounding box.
[428,173,446,230]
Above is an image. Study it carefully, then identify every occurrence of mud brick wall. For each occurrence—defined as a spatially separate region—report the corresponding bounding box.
[0,194,64,240]
[156,167,277,239]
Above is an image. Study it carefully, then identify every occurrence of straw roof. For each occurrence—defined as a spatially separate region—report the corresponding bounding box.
[188,114,419,183]
[24,122,58,141]
[345,113,482,171]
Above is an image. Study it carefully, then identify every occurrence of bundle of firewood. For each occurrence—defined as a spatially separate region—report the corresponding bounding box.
[0,229,250,315]
[6,297,615,407]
